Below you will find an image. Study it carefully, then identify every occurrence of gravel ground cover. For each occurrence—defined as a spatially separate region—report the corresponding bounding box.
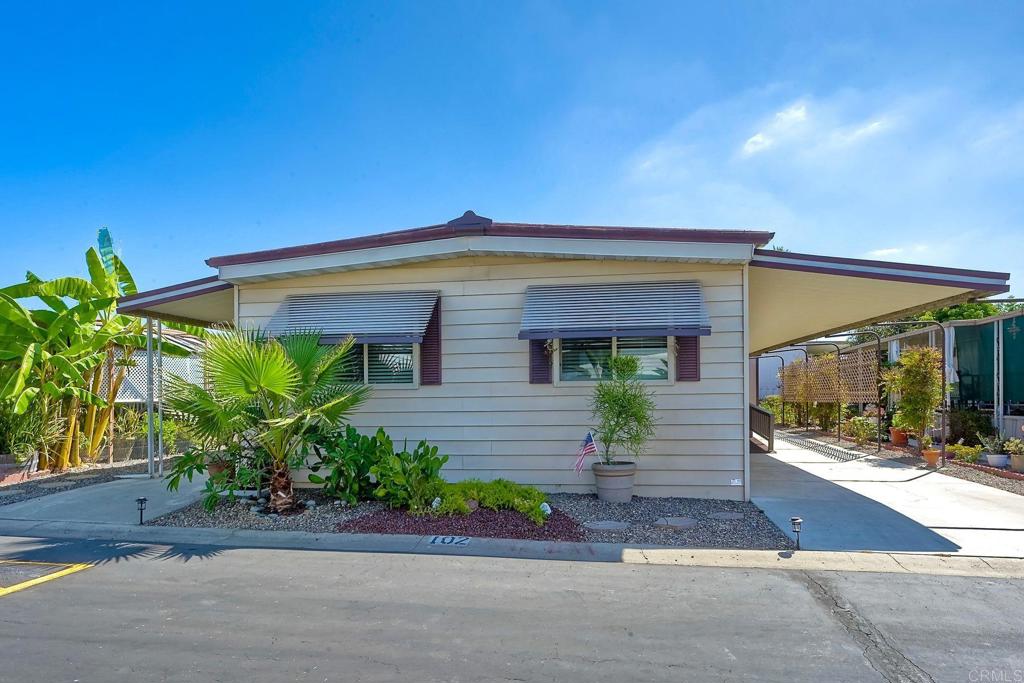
[0,458,177,506]
[148,489,382,532]
[148,489,793,549]
[550,493,793,548]
[338,506,585,541]
[943,462,1024,497]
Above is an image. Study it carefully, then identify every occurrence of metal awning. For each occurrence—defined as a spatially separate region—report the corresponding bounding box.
[268,290,439,343]
[518,281,711,340]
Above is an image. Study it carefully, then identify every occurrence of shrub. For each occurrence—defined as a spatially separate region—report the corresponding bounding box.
[845,416,875,446]
[305,425,381,504]
[759,395,798,426]
[883,347,944,451]
[947,443,982,463]
[948,409,995,446]
[143,416,181,453]
[590,355,657,464]
[811,402,848,432]
[431,479,549,525]
[369,433,448,512]
[978,433,1006,454]
[1005,439,1024,457]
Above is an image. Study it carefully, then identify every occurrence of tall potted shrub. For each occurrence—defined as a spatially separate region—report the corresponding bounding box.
[882,347,944,457]
[590,355,657,503]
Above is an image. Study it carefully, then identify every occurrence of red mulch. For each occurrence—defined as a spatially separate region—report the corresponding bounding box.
[337,507,586,542]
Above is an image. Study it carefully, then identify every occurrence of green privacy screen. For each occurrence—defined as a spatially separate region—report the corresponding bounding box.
[1004,316,1024,408]
[955,322,994,404]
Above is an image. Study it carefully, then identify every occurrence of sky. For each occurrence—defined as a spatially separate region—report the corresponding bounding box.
[1,1,1022,295]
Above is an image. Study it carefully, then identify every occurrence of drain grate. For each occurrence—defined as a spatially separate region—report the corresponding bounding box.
[776,431,867,462]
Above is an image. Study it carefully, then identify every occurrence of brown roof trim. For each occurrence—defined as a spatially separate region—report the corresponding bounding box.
[753,249,1011,280]
[750,258,1010,292]
[118,282,233,312]
[205,211,775,267]
[118,275,222,304]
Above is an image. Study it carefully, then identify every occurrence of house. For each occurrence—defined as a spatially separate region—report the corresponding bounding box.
[117,211,1010,500]
[838,309,1024,437]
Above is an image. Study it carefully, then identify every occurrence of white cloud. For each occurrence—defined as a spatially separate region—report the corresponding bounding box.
[741,101,809,157]
[867,247,903,257]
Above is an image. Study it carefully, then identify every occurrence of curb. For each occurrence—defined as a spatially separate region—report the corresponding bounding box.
[1,518,1023,578]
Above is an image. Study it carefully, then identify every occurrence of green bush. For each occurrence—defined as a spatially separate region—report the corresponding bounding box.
[305,425,381,504]
[369,433,448,512]
[432,479,549,525]
[590,355,657,464]
[845,416,875,446]
[947,443,982,463]
[811,402,848,432]
[948,409,995,446]
[143,416,181,453]
[759,395,798,426]
[1005,439,1024,457]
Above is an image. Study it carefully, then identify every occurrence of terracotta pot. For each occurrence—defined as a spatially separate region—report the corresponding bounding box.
[592,461,637,503]
[889,427,909,446]
[207,460,235,479]
[921,449,941,467]
[1011,454,1024,473]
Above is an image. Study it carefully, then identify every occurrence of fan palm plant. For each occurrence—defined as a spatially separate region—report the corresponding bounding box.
[168,328,369,512]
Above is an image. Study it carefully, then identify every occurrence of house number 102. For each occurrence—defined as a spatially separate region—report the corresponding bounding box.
[429,535,470,546]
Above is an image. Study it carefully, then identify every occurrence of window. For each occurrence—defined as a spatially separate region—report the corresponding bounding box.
[558,337,669,382]
[339,343,417,386]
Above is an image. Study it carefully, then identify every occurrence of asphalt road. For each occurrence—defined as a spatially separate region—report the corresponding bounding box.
[0,535,1022,683]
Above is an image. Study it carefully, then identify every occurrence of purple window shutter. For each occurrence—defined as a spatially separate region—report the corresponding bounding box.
[420,299,442,385]
[675,336,701,382]
[529,339,552,384]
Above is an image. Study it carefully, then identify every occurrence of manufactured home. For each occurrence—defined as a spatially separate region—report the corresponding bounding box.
[118,211,1010,500]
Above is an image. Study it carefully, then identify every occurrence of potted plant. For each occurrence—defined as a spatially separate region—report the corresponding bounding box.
[882,348,944,457]
[919,435,941,467]
[1006,438,1024,473]
[589,355,657,503]
[978,433,1009,468]
[889,411,910,446]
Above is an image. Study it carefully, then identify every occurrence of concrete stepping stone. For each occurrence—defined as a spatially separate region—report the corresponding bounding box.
[710,511,745,521]
[653,516,698,529]
[584,520,629,531]
[0,489,25,497]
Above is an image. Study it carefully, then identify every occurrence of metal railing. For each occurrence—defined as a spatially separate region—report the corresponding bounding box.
[750,403,775,453]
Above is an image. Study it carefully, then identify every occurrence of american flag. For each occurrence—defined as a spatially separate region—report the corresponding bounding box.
[575,431,598,475]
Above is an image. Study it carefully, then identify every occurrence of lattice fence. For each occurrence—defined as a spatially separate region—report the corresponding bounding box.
[780,347,879,404]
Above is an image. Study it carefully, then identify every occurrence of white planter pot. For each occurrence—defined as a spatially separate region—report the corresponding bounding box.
[592,461,637,503]
[984,452,1010,468]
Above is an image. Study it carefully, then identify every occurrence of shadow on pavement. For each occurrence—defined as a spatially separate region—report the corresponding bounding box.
[0,537,227,565]
[751,452,961,553]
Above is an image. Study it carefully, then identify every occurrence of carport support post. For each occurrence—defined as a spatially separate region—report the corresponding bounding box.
[824,331,883,451]
[759,355,787,424]
[157,320,164,478]
[146,317,155,478]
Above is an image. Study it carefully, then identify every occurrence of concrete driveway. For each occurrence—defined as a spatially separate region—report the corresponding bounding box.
[752,438,1024,557]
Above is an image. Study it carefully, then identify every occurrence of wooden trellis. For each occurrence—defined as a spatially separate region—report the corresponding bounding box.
[780,347,879,404]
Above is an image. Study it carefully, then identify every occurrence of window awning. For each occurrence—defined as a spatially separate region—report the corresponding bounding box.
[268,290,439,343]
[518,281,711,340]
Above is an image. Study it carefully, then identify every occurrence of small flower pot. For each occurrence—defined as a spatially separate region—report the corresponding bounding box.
[984,452,1010,468]
[921,449,941,467]
[1011,454,1024,473]
[889,427,909,446]
[592,461,637,503]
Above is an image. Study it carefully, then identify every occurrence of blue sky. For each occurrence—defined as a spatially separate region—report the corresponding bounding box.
[1,1,1022,295]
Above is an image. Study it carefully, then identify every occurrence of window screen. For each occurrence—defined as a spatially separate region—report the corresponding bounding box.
[560,338,612,381]
[617,337,669,380]
[367,343,414,385]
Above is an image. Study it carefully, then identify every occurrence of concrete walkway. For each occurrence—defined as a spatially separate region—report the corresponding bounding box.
[0,474,207,525]
[752,439,1024,557]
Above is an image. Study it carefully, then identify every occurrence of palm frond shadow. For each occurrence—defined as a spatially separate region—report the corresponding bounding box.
[0,537,226,565]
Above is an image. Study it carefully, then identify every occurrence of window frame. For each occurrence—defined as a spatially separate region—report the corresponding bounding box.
[552,336,675,387]
[345,342,420,389]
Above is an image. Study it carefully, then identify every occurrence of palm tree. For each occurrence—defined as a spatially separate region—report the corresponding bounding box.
[168,328,369,512]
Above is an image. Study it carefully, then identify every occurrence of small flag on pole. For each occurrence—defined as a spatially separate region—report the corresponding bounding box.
[575,431,598,475]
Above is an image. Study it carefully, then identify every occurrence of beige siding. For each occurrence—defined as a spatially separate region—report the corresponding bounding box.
[237,255,747,500]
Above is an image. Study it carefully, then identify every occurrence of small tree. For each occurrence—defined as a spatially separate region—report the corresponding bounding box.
[590,355,657,464]
[882,347,943,452]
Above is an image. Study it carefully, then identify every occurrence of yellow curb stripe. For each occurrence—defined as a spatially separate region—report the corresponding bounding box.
[0,563,92,597]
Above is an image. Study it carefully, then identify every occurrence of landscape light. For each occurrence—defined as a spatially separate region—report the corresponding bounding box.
[136,497,148,525]
[790,517,803,550]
